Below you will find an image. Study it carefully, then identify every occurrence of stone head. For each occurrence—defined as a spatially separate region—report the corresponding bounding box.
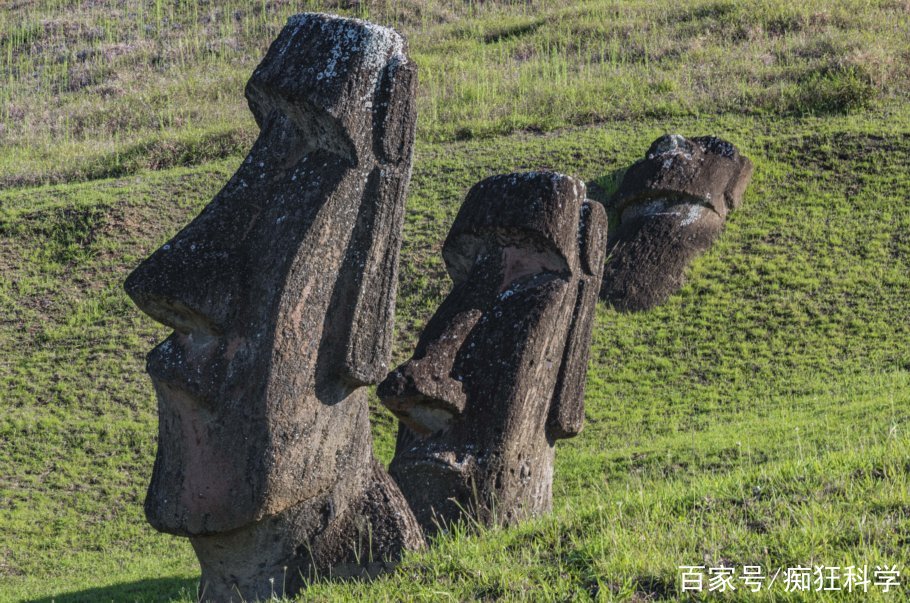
[613,133,753,220]
[125,14,417,536]
[378,172,606,528]
[602,134,753,311]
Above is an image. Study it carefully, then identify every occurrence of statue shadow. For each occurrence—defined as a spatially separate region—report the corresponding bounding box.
[587,166,626,241]
[586,166,628,236]
[25,576,198,603]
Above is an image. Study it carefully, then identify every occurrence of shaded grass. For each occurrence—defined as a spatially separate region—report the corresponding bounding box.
[1,105,909,600]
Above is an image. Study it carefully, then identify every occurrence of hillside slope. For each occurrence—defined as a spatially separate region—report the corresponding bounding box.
[2,1,910,601]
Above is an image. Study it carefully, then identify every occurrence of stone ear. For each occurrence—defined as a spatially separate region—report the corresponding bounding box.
[337,58,417,386]
[337,169,409,386]
[546,200,608,440]
[579,199,609,276]
[373,57,418,164]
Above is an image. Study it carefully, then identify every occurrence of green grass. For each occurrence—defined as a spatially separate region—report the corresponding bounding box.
[2,1,910,601]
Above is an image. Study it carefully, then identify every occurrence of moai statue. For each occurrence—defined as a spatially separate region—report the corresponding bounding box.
[124,14,422,601]
[378,172,607,533]
[601,134,753,311]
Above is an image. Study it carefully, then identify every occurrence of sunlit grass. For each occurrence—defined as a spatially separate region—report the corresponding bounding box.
[2,107,910,600]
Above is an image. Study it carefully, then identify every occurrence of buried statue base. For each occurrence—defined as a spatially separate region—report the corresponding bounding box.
[191,459,420,599]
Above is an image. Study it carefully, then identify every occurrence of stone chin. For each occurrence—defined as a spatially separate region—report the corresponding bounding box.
[145,369,373,537]
[143,380,260,536]
[389,449,478,524]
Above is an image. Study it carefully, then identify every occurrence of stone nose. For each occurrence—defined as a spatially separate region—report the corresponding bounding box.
[124,226,238,336]
[377,363,463,435]
[377,307,482,434]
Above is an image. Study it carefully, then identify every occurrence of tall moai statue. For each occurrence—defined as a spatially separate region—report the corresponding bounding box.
[124,14,422,601]
[601,134,753,311]
[378,172,607,532]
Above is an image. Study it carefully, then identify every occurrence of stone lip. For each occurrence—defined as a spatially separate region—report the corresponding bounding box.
[124,12,421,600]
[380,171,607,534]
[600,134,753,312]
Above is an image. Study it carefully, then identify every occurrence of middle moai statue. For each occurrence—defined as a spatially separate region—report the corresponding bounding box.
[378,172,607,532]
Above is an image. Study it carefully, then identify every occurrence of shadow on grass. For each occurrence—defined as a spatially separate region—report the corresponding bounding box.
[588,166,627,240]
[26,576,198,603]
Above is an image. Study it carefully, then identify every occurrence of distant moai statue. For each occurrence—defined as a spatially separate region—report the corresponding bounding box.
[124,14,422,601]
[601,134,753,311]
[378,172,607,532]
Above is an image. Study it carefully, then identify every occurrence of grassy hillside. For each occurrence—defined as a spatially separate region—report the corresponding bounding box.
[3,0,909,186]
[2,1,909,601]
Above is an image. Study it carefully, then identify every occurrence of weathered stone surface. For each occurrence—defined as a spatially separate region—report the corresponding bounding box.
[378,172,607,532]
[601,134,753,311]
[124,14,421,601]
